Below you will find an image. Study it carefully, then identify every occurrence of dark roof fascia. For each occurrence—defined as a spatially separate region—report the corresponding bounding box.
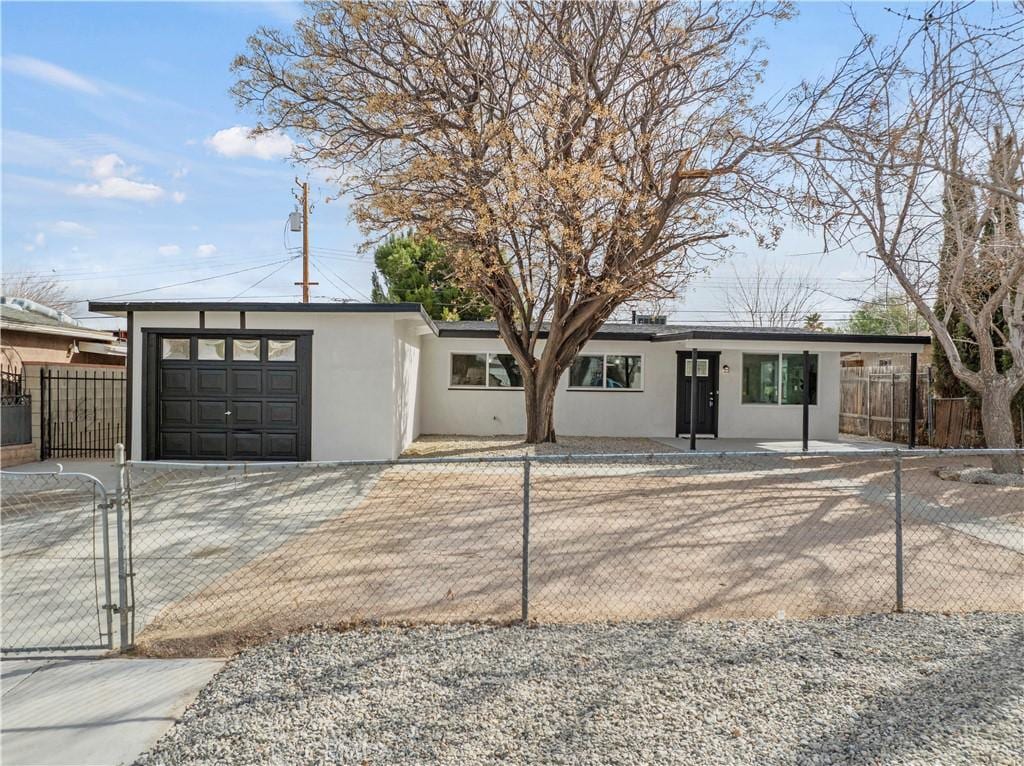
[437,327,657,341]
[651,329,931,345]
[87,301,439,335]
[438,325,930,345]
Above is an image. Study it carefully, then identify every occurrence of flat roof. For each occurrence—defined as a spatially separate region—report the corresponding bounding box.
[87,302,930,346]
[436,321,931,345]
[88,301,438,333]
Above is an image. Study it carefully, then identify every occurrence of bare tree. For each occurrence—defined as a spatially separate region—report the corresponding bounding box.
[233,1,802,442]
[791,3,1024,472]
[0,273,76,313]
[720,261,820,327]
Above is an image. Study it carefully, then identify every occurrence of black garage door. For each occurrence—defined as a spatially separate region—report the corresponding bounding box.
[143,330,312,461]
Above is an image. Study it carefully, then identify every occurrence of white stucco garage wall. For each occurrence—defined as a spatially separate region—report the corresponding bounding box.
[392,319,424,456]
[128,309,424,461]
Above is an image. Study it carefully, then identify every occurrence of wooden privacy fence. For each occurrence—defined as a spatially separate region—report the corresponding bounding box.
[841,366,1024,447]
[929,397,986,449]
[840,367,931,445]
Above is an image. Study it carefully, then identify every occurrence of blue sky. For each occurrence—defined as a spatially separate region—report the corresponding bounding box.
[2,1,917,328]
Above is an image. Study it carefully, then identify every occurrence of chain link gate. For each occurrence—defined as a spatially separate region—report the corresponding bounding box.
[1,469,116,653]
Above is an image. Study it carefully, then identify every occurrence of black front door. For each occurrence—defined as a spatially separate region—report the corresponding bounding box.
[676,351,720,437]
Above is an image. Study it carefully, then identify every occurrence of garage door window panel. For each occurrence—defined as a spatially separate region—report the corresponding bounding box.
[268,339,296,362]
[161,339,190,360]
[232,339,261,362]
[197,338,226,360]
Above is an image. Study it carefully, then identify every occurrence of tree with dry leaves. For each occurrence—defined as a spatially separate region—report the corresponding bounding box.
[234,0,803,441]
[792,3,1023,471]
[0,273,76,313]
[720,261,820,328]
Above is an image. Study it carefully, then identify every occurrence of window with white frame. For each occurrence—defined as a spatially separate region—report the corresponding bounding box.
[568,354,643,390]
[742,353,818,405]
[450,353,523,388]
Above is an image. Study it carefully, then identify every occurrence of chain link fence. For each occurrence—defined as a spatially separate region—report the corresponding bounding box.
[1,470,114,652]
[2,448,1021,656]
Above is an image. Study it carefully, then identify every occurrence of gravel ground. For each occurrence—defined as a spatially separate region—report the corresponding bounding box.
[136,613,1023,766]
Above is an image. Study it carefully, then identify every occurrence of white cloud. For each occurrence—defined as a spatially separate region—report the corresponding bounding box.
[158,244,182,256]
[23,232,47,252]
[205,126,294,160]
[69,152,168,202]
[89,153,134,179]
[196,244,218,257]
[52,220,96,237]
[72,176,165,202]
[171,191,187,204]
[3,54,100,94]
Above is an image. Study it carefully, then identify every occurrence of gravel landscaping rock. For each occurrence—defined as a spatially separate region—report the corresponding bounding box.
[136,613,1023,765]
[936,464,1024,487]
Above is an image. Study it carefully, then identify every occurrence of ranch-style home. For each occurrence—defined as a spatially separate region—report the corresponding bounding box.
[88,301,931,462]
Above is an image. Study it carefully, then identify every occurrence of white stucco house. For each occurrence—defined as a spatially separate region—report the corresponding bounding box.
[88,301,931,461]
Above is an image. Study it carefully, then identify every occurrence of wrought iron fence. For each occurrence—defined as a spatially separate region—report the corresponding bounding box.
[2,447,1021,657]
[40,367,125,459]
[1,361,31,446]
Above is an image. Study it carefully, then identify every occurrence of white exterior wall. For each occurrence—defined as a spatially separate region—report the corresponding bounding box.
[716,348,840,440]
[419,336,843,440]
[392,319,424,456]
[128,310,422,461]
[123,308,894,460]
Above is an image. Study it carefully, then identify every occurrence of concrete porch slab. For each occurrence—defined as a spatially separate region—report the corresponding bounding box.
[652,436,900,453]
[1,656,223,766]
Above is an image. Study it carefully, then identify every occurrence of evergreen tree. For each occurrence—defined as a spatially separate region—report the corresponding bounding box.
[370,235,492,321]
[845,296,926,335]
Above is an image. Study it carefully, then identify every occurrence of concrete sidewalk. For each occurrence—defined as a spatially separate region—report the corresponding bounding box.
[1,654,223,766]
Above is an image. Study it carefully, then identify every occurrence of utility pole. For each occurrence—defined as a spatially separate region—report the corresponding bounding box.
[293,178,317,303]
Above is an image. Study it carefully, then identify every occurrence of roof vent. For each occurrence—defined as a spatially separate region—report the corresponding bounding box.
[633,314,668,325]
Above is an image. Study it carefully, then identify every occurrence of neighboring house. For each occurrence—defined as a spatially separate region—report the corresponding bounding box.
[1,297,126,467]
[0,297,125,366]
[841,346,933,369]
[89,301,930,462]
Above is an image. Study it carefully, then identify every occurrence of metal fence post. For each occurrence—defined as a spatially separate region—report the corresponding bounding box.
[521,456,531,624]
[114,443,131,649]
[894,450,904,613]
[98,482,114,650]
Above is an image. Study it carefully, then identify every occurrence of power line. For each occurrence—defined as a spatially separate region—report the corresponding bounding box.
[230,260,297,301]
[91,257,298,300]
[310,262,370,302]
[4,251,303,283]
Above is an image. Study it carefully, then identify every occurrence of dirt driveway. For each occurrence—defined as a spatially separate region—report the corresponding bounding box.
[126,451,1023,657]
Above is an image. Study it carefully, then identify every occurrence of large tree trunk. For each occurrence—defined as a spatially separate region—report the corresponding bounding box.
[523,373,558,444]
[979,384,1022,474]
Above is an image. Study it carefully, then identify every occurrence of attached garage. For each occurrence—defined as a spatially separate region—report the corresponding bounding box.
[142,330,312,461]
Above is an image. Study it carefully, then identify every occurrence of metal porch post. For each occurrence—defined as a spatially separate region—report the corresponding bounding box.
[689,348,698,451]
[802,350,810,452]
[908,352,918,449]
